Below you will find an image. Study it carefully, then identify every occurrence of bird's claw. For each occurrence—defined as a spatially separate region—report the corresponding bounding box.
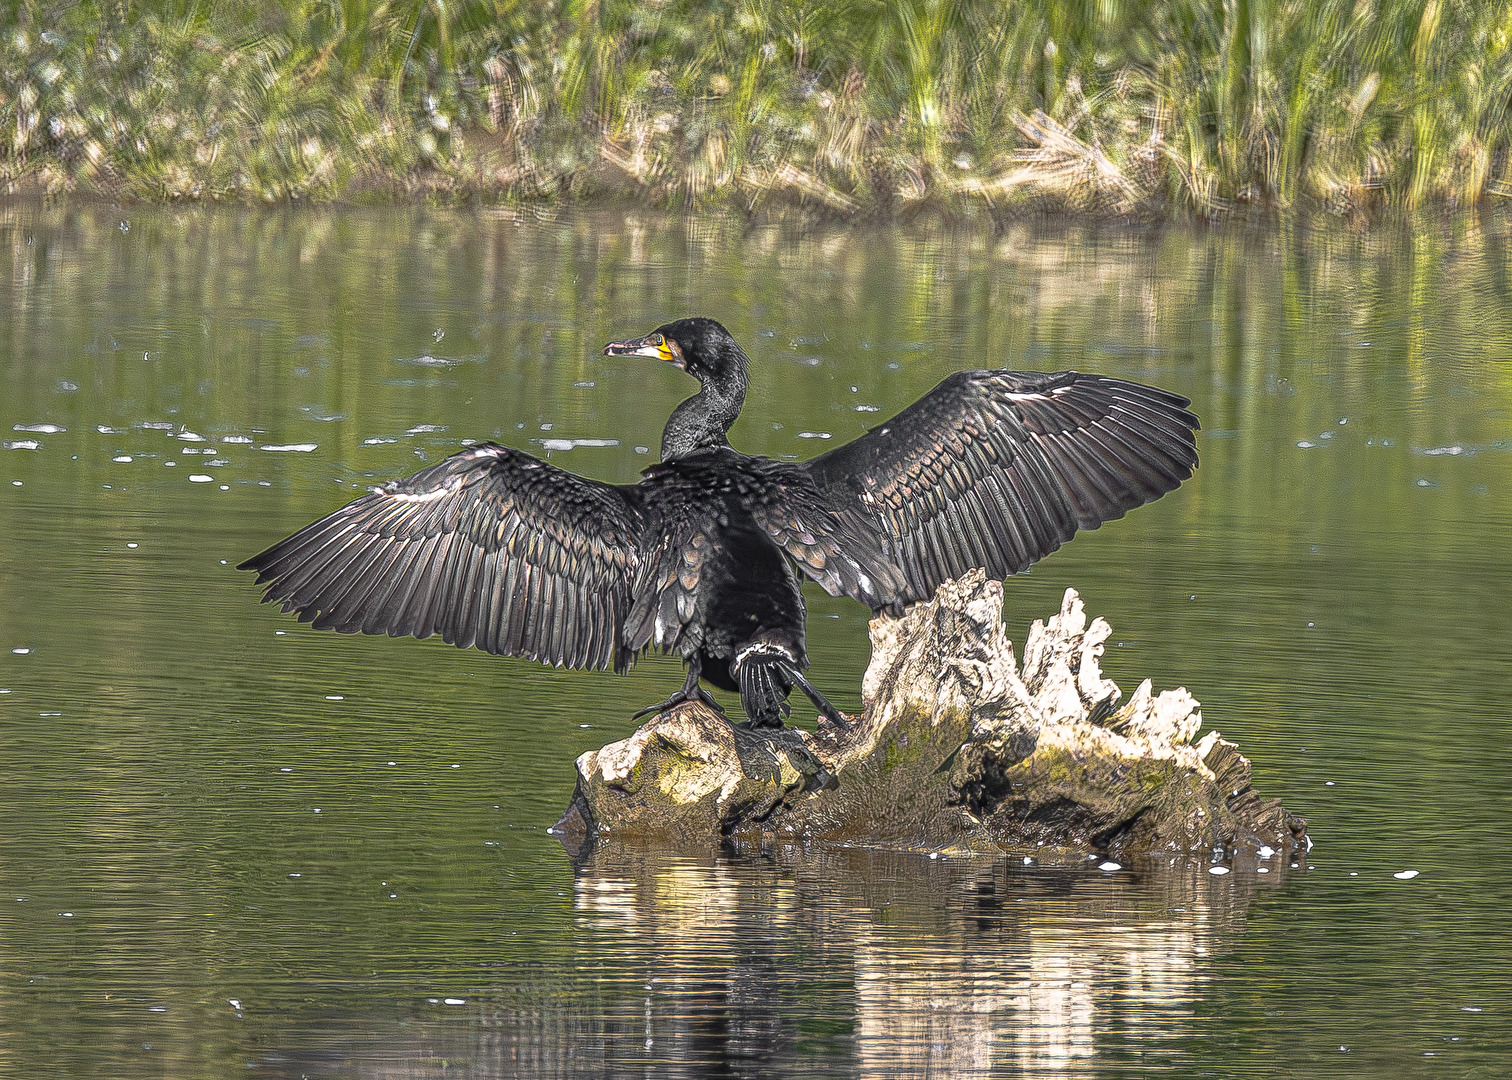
[630,686,727,722]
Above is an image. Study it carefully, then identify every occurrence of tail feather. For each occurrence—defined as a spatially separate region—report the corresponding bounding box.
[736,655,794,727]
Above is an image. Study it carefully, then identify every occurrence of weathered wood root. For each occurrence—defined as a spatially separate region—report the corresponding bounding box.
[558,570,1307,860]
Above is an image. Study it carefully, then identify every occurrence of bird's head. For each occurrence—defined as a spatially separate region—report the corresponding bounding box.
[603,317,746,387]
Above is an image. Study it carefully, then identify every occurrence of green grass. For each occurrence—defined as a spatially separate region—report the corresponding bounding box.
[3,0,1510,215]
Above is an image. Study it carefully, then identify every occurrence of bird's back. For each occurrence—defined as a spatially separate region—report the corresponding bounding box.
[624,449,810,662]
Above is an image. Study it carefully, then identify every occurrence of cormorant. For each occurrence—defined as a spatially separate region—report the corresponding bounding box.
[240,317,1199,730]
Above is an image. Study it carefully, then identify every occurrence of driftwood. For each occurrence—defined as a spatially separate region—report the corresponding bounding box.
[557,570,1307,861]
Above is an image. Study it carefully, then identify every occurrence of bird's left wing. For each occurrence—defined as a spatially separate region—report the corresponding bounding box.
[801,370,1200,608]
[239,443,645,672]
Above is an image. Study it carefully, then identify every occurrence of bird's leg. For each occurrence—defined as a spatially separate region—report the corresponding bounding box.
[787,671,852,732]
[630,655,727,721]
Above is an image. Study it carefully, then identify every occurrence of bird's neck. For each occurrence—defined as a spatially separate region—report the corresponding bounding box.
[661,369,747,461]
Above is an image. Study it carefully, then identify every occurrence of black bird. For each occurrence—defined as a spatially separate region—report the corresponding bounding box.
[240,317,1199,730]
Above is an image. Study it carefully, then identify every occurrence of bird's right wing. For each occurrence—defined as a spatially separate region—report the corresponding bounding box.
[802,370,1200,607]
[239,443,646,672]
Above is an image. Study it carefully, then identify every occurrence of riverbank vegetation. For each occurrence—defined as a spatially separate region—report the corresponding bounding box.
[3,1,1510,217]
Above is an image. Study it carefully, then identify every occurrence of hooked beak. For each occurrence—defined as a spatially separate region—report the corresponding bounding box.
[602,332,685,369]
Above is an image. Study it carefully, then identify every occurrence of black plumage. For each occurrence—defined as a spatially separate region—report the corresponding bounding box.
[240,317,1200,730]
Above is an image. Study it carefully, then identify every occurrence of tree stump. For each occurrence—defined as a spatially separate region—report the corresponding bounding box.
[557,570,1307,861]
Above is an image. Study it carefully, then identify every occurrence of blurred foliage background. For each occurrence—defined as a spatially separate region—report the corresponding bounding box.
[2,1,1511,215]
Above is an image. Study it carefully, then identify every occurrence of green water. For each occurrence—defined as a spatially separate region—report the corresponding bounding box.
[1,205,1509,1078]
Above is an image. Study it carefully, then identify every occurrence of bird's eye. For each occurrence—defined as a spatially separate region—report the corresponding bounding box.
[650,334,664,346]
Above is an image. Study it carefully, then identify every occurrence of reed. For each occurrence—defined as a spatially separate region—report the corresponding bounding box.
[2,0,1509,216]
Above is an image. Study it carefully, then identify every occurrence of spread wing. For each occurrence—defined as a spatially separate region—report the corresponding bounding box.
[802,370,1200,608]
[238,443,645,672]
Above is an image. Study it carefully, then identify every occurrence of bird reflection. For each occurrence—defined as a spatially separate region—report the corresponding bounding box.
[251,849,1293,1078]
[555,848,1290,1079]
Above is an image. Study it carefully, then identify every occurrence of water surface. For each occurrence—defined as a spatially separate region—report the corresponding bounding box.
[2,205,1510,1077]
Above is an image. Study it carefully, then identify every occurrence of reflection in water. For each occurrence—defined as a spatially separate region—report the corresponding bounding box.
[567,851,1288,1079]
[278,851,1293,1079]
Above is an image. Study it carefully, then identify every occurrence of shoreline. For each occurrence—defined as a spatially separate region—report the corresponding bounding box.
[6,124,1510,228]
[4,183,1504,243]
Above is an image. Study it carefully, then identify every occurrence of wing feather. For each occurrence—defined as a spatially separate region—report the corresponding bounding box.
[239,443,644,672]
[308,537,399,631]
[804,369,1199,607]
[372,532,436,635]
[355,540,424,636]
